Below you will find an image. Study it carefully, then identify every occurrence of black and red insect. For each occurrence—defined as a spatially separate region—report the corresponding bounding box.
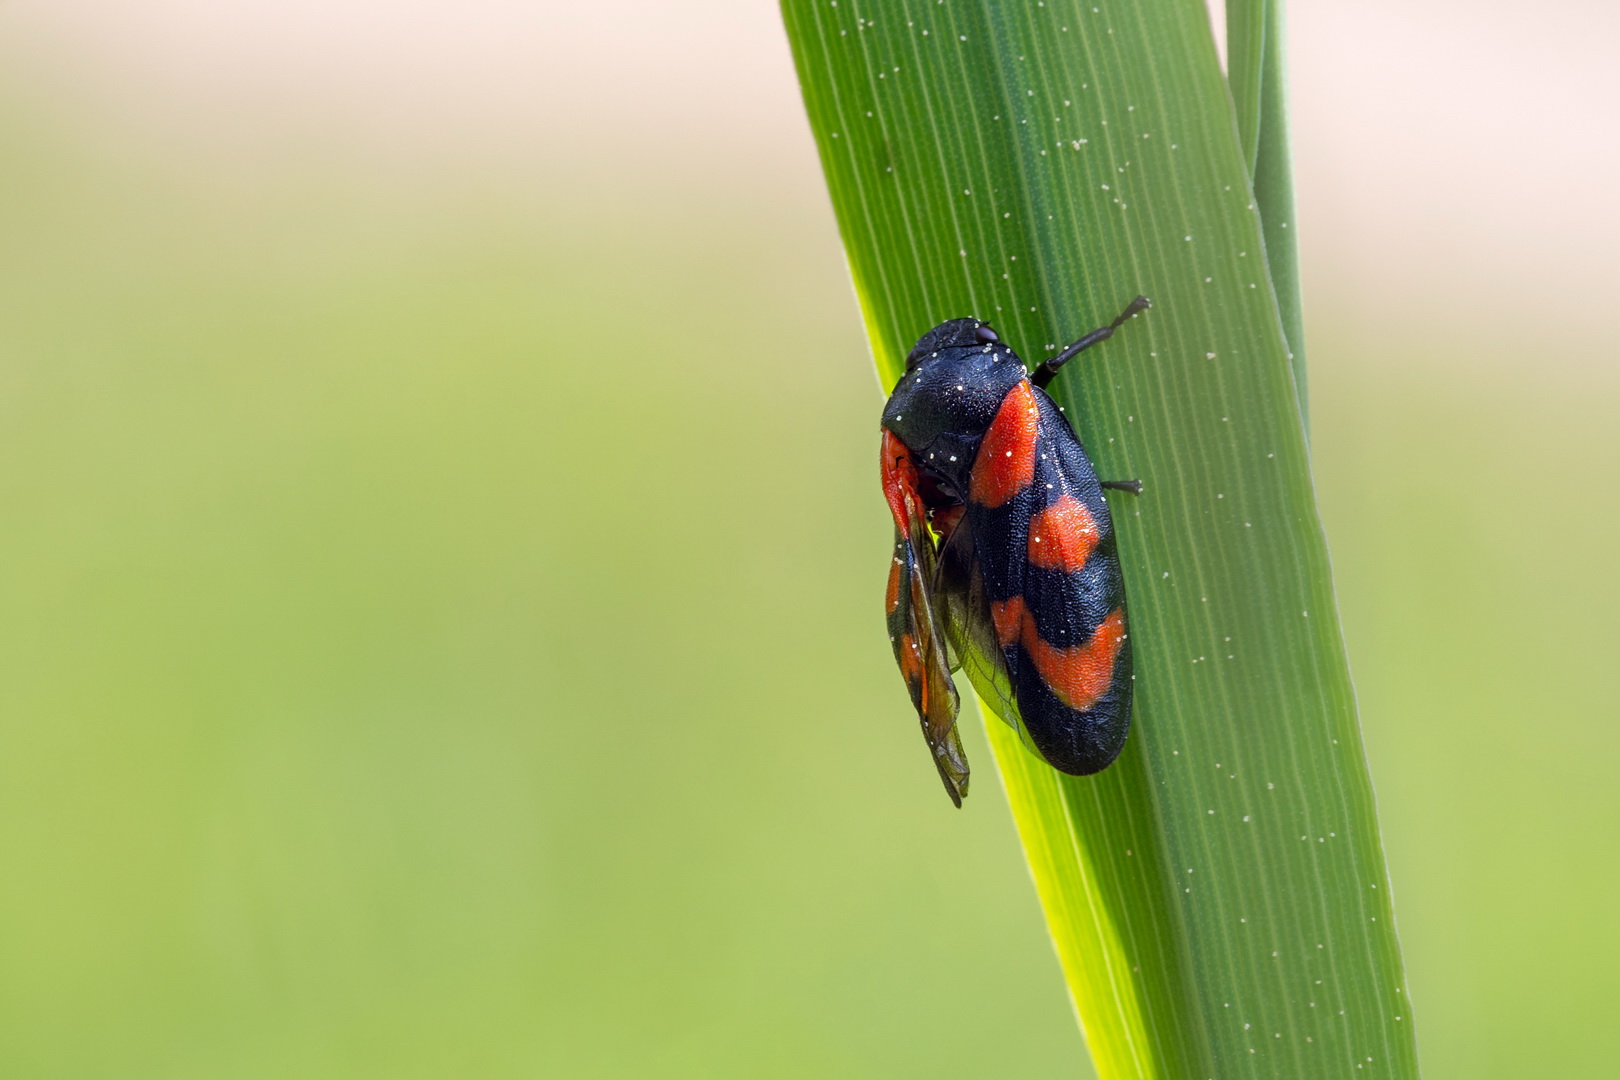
[881,297,1150,805]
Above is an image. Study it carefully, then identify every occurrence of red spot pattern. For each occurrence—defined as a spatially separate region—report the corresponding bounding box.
[880,429,920,539]
[991,596,1026,649]
[994,594,1124,712]
[1027,495,1101,572]
[969,380,1038,508]
[1023,609,1126,711]
[898,632,922,684]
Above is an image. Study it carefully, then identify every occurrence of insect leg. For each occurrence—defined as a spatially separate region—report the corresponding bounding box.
[1100,480,1143,495]
[1031,295,1152,389]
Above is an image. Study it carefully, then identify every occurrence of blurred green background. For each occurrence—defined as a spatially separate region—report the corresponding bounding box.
[0,2,1614,1077]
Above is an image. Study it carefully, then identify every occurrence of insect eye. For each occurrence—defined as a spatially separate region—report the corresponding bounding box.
[974,324,999,343]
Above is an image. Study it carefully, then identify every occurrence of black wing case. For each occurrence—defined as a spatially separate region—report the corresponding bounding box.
[962,380,1133,775]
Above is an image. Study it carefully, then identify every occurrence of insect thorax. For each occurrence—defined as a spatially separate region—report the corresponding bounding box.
[881,343,1027,494]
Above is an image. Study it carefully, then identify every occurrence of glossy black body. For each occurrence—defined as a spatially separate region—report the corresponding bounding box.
[881,318,1132,776]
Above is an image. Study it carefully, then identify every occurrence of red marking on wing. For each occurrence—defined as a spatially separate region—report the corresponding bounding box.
[907,570,942,719]
[1027,495,1101,572]
[897,632,922,684]
[990,595,1026,649]
[882,425,969,804]
[969,380,1038,508]
[1023,608,1126,711]
[880,429,921,539]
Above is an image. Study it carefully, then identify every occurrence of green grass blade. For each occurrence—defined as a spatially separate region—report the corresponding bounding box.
[1226,0,1306,407]
[1224,0,1265,175]
[779,2,1417,1077]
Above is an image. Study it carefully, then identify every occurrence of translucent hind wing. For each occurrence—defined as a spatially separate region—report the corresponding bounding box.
[881,431,969,805]
[935,518,1020,732]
